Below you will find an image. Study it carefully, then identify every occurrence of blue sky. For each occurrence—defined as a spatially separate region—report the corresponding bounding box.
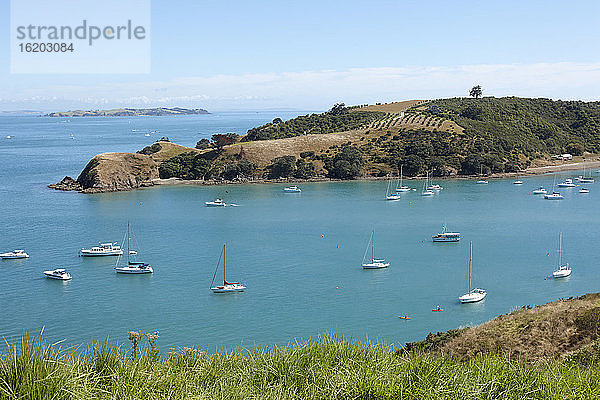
[1,0,599,111]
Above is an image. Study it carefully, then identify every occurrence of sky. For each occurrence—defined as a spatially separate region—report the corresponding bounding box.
[1,0,599,111]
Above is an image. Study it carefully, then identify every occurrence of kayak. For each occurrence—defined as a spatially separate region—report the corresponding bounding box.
[398,316,411,320]
[432,308,444,312]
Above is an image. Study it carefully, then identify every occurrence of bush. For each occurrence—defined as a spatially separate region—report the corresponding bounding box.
[137,142,162,155]
[195,138,210,150]
[300,151,315,159]
[326,145,363,179]
[268,156,296,179]
[159,152,211,180]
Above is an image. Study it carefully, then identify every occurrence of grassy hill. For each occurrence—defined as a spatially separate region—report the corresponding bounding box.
[4,294,600,399]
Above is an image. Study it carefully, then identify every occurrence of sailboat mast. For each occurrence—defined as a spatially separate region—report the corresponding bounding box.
[371,230,375,262]
[223,243,226,284]
[127,222,130,264]
[468,241,473,293]
[400,165,403,187]
[558,233,562,267]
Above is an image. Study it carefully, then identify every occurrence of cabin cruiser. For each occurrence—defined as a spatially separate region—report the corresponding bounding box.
[205,198,226,207]
[0,249,29,259]
[283,186,302,193]
[532,187,547,195]
[115,262,153,274]
[544,192,564,200]
[44,268,72,280]
[513,180,523,184]
[432,225,460,242]
[80,242,123,257]
[557,179,576,188]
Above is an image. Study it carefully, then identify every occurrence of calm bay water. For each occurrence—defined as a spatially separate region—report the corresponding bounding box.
[1,113,599,353]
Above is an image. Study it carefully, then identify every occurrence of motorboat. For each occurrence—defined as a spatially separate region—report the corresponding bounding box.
[513,180,523,185]
[44,268,72,280]
[80,242,123,257]
[427,184,443,190]
[458,242,487,303]
[580,187,590,194]
[476,179,489,184]
[210,243,246,293]
[432,225,460,242]
[0,249,29,259]
[557,179,576,188]
[532,187,547,195]
[205,198,226,207]
[283,186,302,193]
[361,230,390,269]
[115,262,153,274]
[552,233,571,278]
[544,192,564,200]
[114,223,153,274]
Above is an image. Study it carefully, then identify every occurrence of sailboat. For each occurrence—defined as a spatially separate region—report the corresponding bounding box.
[361,230,390,269]
[385,174,401,200]
[476,165,488,184]
[421,171,435,196]
[576,159,594,184]
[395,165,411,192]
[544,173,564,200]
[210,244,246,292]
[427,169,443,190]
[552,232,572,278]
[458,241,487,303]
[114,223,153,274]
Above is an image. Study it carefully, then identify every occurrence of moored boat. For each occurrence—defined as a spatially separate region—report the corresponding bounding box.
[432,225,460,242]
[458,242,487,303]
[44,268,72,280]
[205,198,226,207]
[114,223,153,274]
[80,242,123,257]
[557,178,576,188]
[283,186,302,193]
[361,230,390,269]
[0,249,29,259]
[532,187,547,195]
[552,232,572,278]
[210,243,246,293]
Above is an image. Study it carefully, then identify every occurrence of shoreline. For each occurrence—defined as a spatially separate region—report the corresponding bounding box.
[151,159,600,189]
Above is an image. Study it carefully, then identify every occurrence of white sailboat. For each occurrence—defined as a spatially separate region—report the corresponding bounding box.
[385,174,401,200]
[395,165,411,192]
[361,230,390,269]
[421,171,435,196]
[210,243,246,292]
[427,170,443,190]
[114,223,153,274]
[476,165,488,184]
[576,160,594,184]
[552,232,572,278]
[458,242,487,303]
[544,173,564,200]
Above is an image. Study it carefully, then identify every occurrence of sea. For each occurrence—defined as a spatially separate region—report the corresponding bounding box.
[1,112,599,353]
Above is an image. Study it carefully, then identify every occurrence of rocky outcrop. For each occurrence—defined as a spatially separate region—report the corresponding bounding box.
[48,176,82,191]
[75,153,159,193]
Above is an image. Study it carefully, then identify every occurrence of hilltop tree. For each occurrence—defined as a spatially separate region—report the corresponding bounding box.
[469,85,483,99]
[329,103,347,115]
[211,134,233,151]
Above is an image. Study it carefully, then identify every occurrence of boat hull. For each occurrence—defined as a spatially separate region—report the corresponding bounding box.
[80,250,123,257]
[205,202,226,207]
[361,262,390,269]
[432,237,460,242]
[0,255,29,259]
[115,267,153,274]
[211,284,246,293]
[552,269,572,278]
[459,292,486,303]
[544,194,564,200]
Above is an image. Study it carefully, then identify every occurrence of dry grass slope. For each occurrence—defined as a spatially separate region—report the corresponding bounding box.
[440,293,600,361]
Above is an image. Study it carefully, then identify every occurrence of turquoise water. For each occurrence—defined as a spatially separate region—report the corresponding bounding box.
[1,114,599,353]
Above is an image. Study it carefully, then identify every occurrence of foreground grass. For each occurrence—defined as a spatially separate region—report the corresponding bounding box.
[1,334,600,400]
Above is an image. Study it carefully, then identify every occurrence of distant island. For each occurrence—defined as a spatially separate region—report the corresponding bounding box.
[49,96,600,193]
[45,107,209,117]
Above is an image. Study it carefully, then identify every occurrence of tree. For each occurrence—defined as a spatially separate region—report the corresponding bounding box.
[460,104,483,120]
[268,156,296,179]
[294,158,315,178]
[272,117,283,124]
[566,142,584,156]
[469,85,483,99]
[326,145,363,179]
[211,134,233,151]
[401,154,424,176]
[329,103,347,115]
[195,138,210,149]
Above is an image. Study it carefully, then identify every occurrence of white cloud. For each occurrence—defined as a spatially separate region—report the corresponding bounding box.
[2,62,600,111]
